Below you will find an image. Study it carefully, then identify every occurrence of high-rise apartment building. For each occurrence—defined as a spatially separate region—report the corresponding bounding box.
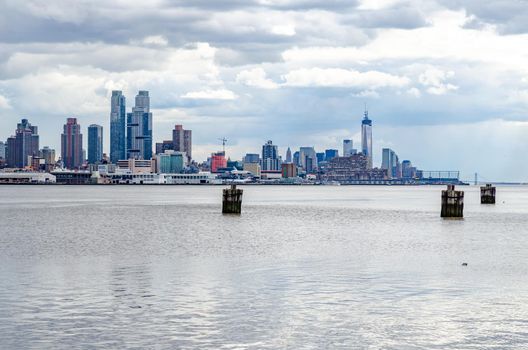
[110,90,126,163]
[172,124,192,162]
[127,91,152,160]
[61,118,83,169]
[261,140,280,171]
[361,110,373,169]
[88,124,103,164]
[39,146,56,165]
[382,148,401,179]
[5,119,39,168]
[402,160,416,179]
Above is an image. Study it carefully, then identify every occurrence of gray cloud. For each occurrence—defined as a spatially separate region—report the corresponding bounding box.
[2,0,528,181]
[443,0,528,34]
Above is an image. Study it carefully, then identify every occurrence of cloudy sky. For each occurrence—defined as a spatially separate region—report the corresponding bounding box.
[1,0,528,181]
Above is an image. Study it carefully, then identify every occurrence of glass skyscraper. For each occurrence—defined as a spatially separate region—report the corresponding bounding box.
[127,91,152,160]
[261,140,280,171]
[5,119,39,168]
[88,124,103,164]
[361,110,373,169]
[110,91,126,164]
[285,147,292,163]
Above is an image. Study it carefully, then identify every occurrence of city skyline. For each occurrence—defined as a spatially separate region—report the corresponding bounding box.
[1,1,528,181]
[0,100,414,174]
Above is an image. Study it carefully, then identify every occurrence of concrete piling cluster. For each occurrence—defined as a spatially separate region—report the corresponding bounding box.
[441,184,464,218]
[222,184,243,214]
[480,184,496,204]
[220,183,495,218]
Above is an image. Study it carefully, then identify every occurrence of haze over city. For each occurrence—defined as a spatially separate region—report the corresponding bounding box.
[1,0,528,181]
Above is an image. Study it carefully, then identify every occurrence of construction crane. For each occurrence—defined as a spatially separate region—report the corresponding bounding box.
[218,137,228,153]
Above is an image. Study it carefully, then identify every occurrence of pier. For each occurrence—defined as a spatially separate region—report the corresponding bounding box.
[441,184,464,218]
[222,184,243,214]
[480,184,496,204]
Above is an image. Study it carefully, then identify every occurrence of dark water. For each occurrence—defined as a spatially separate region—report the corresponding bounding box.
[1,185,528,349]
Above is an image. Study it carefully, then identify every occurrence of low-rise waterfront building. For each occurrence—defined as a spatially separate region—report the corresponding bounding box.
[117,159,154,174]
[243,162,261,177]
[157,150,185,173]
[0,172,55,184]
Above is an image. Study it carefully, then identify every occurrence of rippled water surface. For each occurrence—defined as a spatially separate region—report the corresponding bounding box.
[1,185,528,349]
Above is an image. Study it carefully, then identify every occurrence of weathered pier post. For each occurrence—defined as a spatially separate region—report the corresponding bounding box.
[480,184,496,204]
[222,184,243,214]
[441,184,464,218]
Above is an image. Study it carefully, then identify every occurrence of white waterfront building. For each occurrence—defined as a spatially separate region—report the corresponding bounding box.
[106,172,219,185]
[0,172,56,184]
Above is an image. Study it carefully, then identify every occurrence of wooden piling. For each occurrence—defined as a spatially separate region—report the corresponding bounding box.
[480,184,496,204]
[222,184,243,214]
[441,184,464,218]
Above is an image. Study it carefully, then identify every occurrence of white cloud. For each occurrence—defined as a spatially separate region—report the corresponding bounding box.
[271,24,296,36]
[132,35,169,46]
[406,87,421,98]
[419,68,458,95]
[181,89,238,100]
[357,0,403,10]
[281,67,410,88]
[0,95,11,109]
[236,68,279,89]
[352,90,380,98]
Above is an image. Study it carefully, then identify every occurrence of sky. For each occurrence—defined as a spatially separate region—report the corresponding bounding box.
[1,0,528,182]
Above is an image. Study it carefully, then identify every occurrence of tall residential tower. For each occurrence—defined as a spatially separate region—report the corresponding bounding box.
[110,90,126,163]
[127,91,152,160]
[61,118,83,169]
[172,124,192,162]
[261,140,280,171]
[88,124,103,164]
[5,119,39,168]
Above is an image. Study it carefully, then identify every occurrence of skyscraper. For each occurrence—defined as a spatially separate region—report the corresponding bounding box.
[172,124,192,162]
[382,148,401,179]
[325,149,339,161]
[361,109,373,169]
[261,140,280,171]
[88,124,103,164]
[110,90,126,164]
[343,139,355,157]
[381,148,393,171]
[299,146,317,173]
[0,141,5,160]
[285,147,292,163]
[61,118,83,169]
[5,119,39,168]
[127,91,152,160]
[243,153,260,164]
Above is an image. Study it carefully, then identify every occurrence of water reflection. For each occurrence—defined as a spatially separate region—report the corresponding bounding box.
[0,186,528,348]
